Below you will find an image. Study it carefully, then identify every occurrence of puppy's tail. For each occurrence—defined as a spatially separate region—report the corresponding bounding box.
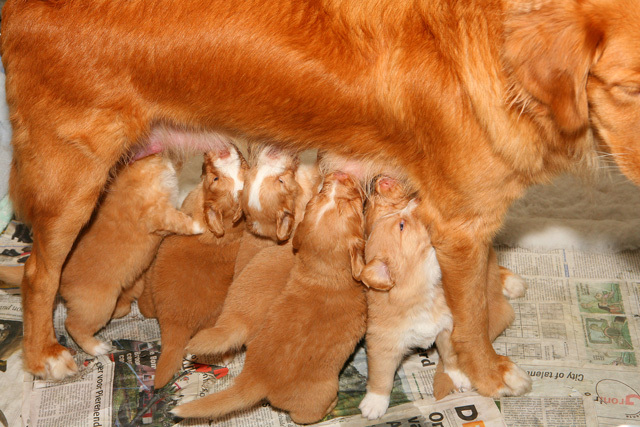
[0,265,24,286]
[171,374,266,420]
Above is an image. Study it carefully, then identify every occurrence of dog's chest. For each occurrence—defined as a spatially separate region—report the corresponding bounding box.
[400,296,451,349]
[398,255,452,349]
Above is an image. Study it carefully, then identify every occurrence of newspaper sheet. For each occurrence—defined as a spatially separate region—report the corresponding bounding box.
[0,220,31,268]
[3,221,640,427]
[0,292,24,427]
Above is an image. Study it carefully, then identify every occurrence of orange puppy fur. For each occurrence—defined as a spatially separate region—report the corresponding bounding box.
[234,145,320,277]
[58,154,203,359]
[358,179,464,419]
[4,0,640,396]
[359,177,528,417]
[187,154,320,357]
[138,147,246,389]
[173,172,367,423]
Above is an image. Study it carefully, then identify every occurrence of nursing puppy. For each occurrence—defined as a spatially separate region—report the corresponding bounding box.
[6,0,640,397]
[187,155,320,358]
[59,154,203,358]
[234,145,320,277]
[173,172,368,424]
[359,177,526,419]
[137,147,245,389]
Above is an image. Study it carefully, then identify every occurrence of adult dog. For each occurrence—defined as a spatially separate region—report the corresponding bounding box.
[2,0,639,397]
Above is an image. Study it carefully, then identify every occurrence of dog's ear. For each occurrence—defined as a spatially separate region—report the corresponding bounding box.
[205,202,225,237]
[502,1,603,134]
[360,258,395,291]
[231,203,244,224]
[349,238,366,281]
[276,209,295,242]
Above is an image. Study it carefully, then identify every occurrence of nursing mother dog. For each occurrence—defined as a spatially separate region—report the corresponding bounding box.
[3,0,640,397]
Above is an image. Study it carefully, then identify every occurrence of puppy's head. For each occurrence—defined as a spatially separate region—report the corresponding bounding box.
[292,171,366,279]
[361,195,433,291]
[201,146,247,237]
[241,145,301,242]
[364,176,414,237]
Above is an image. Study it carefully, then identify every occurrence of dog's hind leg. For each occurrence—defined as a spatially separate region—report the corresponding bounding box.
[154,324,191,389]
[11,111,132,379]
[186,320,248,357]
[63,282,120,356]
[112,275,146,319]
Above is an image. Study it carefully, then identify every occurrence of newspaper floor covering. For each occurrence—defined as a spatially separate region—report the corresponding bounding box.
[1,220,639,427]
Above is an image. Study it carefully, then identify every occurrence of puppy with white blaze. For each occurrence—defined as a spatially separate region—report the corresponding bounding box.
[172,172,368,424]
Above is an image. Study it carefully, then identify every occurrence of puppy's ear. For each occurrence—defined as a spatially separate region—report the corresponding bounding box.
[232,202,244,224]
[349,238,366,281]
[502,1,603,134]
[205,202,225,237]
[360,258,395,291]
[276,209,295,242]
[291,212,309,251]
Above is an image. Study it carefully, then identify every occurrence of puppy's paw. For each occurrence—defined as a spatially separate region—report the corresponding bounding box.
[359,392,390,420]
[88,341,113,356]
[502,274,527,299]
[191,221,205,235]
[496,363,532,397]
[445,367,472,393]
[43,349,78,380]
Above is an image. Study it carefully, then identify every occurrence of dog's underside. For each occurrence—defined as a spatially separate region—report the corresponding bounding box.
[2,0,640,397]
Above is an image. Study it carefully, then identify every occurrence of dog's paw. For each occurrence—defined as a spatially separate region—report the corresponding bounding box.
[359,392,390,420]
[502,274,527,299]
[88,341,113,356]
[445,367,473,393]
[495,363,532,397]
[191,221,205,234]
[43,349,78,380]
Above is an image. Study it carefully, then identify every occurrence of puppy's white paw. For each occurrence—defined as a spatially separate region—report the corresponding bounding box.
[191,222,205,234]
[44,350,78,380]
[359,392,390,420]
[496,364,532,397]
[502,274,527,299]
[89,341,113,356]
[445,367,472,392]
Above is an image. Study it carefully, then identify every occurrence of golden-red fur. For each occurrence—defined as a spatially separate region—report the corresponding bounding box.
[360,179,461,419]
[137,148,246,389]
[359,178,527,412]
[47,154,202,366]
[173,172,367,423]
[187,156,320,357]
[233,146,321,277]
[3,0,640,396]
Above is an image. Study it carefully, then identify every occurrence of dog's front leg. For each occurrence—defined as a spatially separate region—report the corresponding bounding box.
[435,232,531,398]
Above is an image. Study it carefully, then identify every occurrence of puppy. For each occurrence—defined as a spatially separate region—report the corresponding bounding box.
[137,147,246,389]
[186,152,320,358]
[358,177,527,419]
[173,172,367,424]
[59,154,203,357]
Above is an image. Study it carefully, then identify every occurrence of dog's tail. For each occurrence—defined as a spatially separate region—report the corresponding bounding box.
[171,374,266,420]
[0,265,24,286]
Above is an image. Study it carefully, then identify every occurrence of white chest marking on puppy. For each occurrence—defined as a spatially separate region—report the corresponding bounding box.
[314,183,337,226]
[214,151,244,200]
[248,156,287,211]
